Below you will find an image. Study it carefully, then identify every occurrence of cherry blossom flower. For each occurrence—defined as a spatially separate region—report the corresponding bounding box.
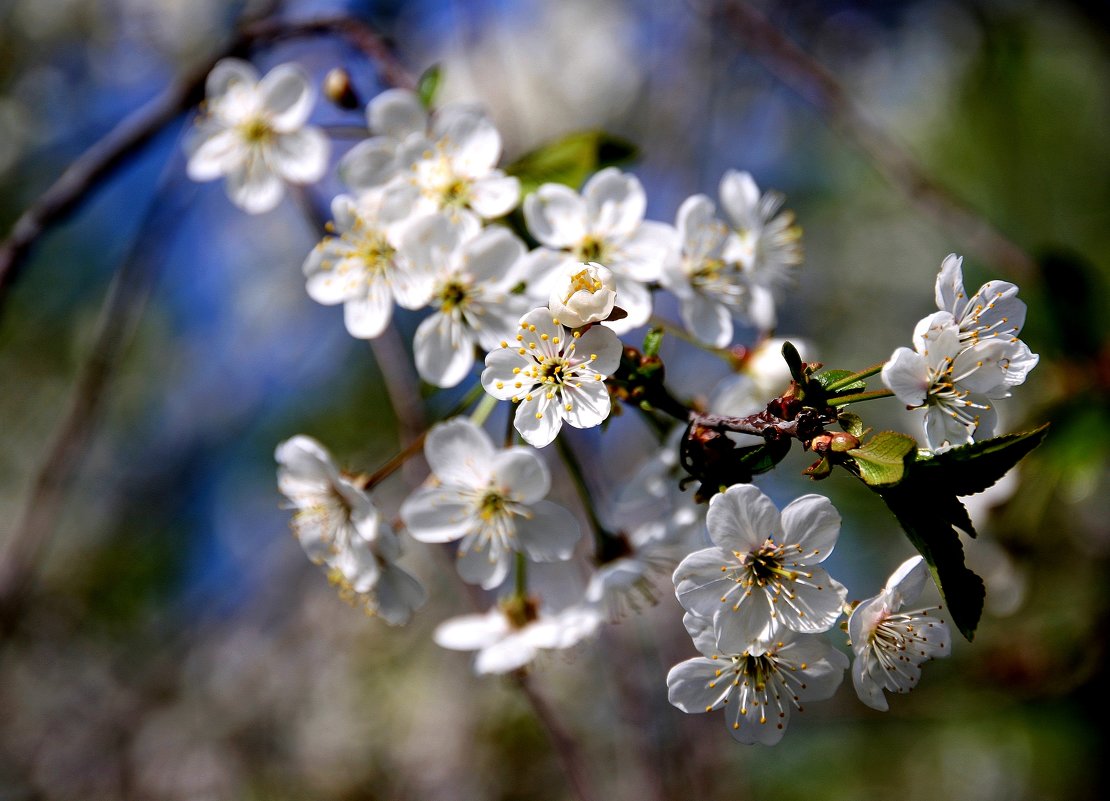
[667,614,847,745]
[339,89,519,223]
[673,484,847,650]
[660,194,776,346]
[881,311,1030,451]
[399,418,581,589]
[547,261,617,329]
[523,168,677,333]
[718,170,802,291]
[302,191,431,339]
[848,556,951,711]
[400,213,533,388]
[275,435,425,625]
[186,59,329,214]
[481,308,623,448]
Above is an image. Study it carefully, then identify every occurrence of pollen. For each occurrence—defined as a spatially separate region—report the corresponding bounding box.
[535,412,543,419]
[496,382,504,389]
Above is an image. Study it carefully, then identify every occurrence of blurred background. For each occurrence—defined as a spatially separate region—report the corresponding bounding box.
[0,0,1107,799]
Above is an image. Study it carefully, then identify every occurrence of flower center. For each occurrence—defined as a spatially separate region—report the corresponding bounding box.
[355,233,396,274]
[438,280,470,312]
[566,267,603,299]
[478,490,509,521]
[576,235,608,263]
[539,357,569,385]
[238,116,274,145]
[743,542,793,587]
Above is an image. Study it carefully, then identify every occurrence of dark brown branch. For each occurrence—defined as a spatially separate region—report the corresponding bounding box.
[707,0,1037,282]
[0,14,413,317]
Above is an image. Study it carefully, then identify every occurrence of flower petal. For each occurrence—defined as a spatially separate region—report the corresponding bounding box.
[584,167,645,238]
[269,127,329,184]
[705,483,781,552]
[424,418,496,486]
[681,292,733,348]
[881,347,928,406]
[515,500,581,561]
[186,128,244,181]
[369,88,427,140]
[469,173,521,219]
[491,447,550,503]
[399,486,473,543]
[206,58,259,100]
[456,542,511,589]
[779,494,840,562]
[259,63,314,131]
[342,280,393,339]
[414,312,476,388]
[666,657,726,713]
[525,184,587,248]
[226,154,283,213]
[338,137,399,193]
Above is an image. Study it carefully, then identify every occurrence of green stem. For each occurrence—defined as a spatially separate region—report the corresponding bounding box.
[554,435,611,558]
[824,361,886,392]
[648,315,733,363]
[829,388,895,407]
[470,393,498,426]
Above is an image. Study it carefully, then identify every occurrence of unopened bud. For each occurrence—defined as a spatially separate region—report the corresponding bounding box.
[548,261,616,328]
[829,431,861,453]
[324,68,359,110]
[803,457,832,479]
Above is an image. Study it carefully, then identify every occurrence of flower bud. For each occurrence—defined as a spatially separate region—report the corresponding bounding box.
[828,431,861,453]
[323,67,359,110]
[548,261,616,329]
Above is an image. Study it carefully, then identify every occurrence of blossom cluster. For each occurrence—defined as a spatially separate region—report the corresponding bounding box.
[181,58,1041,747]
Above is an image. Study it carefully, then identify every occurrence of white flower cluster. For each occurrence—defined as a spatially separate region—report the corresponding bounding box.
[195,61,1039,745]
[882,254,1039,452]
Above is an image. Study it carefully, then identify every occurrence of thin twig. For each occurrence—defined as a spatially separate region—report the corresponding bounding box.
[0,14,413,318]
[513,673,598,801]
[705,0,1037,282]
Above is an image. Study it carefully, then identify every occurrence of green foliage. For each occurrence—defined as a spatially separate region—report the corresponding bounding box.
[506,131,638,196]
[837,411,865,437]
[847,431,916,487]
[641,327,664,358]
[850,426,1048,641]
[813,369,867,393]
[416,64,442,109]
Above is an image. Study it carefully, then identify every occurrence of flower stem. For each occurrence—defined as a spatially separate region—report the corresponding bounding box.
[363,382,485,490]
[554,434,611,558]
[470,392,498,426]
[828,388,895,407]
[823,361,886,392]
[648,315,732,363]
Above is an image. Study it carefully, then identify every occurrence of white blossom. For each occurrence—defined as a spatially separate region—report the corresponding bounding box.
[667,614,847,745]
[401,213,533,388]
[881,311,1027,451]
[339,89,519,223]
[302,191,431,339]
[660,194,776,346]
[186,59,329,213]
[523,168,677,333]
[399,418,581,589]
[848,556,951,711]
[275,435,425,625]
[547,261,617,329]
[481,308,623,448]
[673,484,847,650]
[718,170,802,292]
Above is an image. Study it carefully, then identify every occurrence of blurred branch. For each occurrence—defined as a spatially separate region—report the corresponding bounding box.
[0,173,197,638]
[0,13,413,319]
[704,0,1037,282]
[514,673,598,801]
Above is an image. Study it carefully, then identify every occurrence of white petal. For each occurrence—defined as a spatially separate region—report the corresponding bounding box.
[226,154,283,213]
[456,543,511,589]
[259,63,314,131]
[574,323,623,376]
[369,88,427,140]
[424,417,495,486]
[934,253,967,319]
[525,184,587,248]
[343,282,393,339]
[338,137,399,192]
[269,127,329,184]
[884,555,928,606]
[186,128,244,181]
[482,347,531,400]
[852,656,891,711]
[563,378,611,430]
[206,58,259,100]
[705,483,781,552]
[463,227,525,286]
[514,393,562,448]
[681,293,733,348]
[435,106,502,176]
[469,173,521,219]
[515,500,581,561]
[772,570,847,634]
[666,657,725,713]
[399,486,473,543]
[673,546,737,618]
[414,312,476,388]
[275,435,340,497]
[583,168,645,238]
[374,562,427,625]
[491,447,550,503]
[718,170,761,230]
[604,274,652,334]
[434,610,509,650]
[924,405,974,452]
[475,633,536,674]
[303,248,359,305]
[615,220,678,282]
[779,494,840,562]
[881,347,929,406]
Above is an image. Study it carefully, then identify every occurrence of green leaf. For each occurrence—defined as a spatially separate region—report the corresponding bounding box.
[642,327,664,358]
[506,131,637,196]
[838,412,865,437]
[813,369,866,393]
[911,424,1050,496]
[877,483,985,642]
[781,341,805,384]
[847,431,916,487]
[735,439,792,477]
[416,64,442,109]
